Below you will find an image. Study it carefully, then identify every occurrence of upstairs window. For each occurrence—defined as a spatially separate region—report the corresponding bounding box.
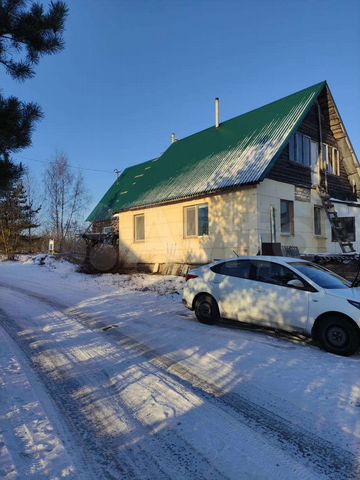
[295,133,303,164]
[289,135,295,162]
[290,135,340,174]
[322,143,328,170]
[328,147,334,174]
[303,135,311,166]
[323,144,340,176]
[134,214,145,241]
[331,147,340,176]
[289,133,310,166]
[184,204,208,237]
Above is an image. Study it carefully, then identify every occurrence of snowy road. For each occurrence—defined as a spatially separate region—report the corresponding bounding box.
[0,259,359,479]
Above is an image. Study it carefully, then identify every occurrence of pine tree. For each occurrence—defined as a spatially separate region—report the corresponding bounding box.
[0,0,68,80]
[0,1,68,189]
[0,96,41,190]
[0,152,23,190]
[0,169,40,259]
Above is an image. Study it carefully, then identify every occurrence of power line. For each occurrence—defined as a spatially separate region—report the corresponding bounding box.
[15,154,115,175]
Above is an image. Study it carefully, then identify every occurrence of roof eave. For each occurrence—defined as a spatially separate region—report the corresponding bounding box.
[112,181,260,213]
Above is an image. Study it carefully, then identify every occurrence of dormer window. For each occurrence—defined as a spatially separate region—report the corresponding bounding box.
[289,133,310,166]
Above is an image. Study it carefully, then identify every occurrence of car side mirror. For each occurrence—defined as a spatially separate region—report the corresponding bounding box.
[287,279,305,289]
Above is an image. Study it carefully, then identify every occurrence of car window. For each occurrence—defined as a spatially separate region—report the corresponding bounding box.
[211,260,253,279]
[289,262,350,289]
[253,260,300,287]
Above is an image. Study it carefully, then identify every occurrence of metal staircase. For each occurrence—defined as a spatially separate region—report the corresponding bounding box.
[317,186,356,253]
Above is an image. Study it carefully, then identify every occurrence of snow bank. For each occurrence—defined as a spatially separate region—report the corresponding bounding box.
[98,272,184,296]
[3,254,185,296]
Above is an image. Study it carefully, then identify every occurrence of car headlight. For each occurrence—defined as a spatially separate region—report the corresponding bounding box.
[348,300,360,310]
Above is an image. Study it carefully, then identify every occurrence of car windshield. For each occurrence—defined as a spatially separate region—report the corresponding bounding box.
[289,262,350,289]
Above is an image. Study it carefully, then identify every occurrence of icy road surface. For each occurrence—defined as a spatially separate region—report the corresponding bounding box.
[0,258,359,479]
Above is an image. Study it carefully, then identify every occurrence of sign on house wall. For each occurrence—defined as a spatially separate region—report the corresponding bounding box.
[295,186,311,202]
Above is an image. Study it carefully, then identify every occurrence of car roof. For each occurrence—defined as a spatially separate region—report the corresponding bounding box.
[210,256,308,266]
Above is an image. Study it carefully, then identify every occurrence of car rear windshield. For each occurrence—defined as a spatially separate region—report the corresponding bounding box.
[289,262,350,289]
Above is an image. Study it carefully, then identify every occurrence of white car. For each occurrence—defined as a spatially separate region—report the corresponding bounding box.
[183,256,360,356]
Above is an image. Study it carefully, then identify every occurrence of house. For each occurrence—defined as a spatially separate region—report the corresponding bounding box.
[87,81,360,267]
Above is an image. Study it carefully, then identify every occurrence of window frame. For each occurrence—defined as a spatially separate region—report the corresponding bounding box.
[134,213,145,242]
[295,133,303,165]
[289,135,295,162]
[289,133,311,167]
[322,143,328,171]
[184,203,209,238]
[327,146,334,174]
[302,134,311,166]
[289,135,341,175]
[322,143,340,176]
[333,147,340,176]
[280,199,294,235]
[314,205,322,236]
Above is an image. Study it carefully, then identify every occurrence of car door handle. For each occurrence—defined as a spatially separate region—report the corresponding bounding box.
[255,287,264,293]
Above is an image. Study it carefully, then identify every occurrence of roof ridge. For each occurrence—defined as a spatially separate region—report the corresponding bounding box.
[122,156,159,173]
[172,80,326,145]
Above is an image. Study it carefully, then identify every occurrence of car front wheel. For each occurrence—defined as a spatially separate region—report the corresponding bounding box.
[317,315,359,356]
[194,294,220,325]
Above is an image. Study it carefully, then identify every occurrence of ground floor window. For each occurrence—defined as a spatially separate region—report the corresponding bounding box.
[314,206,322,236]
[184,204,208,237]
[134,213,145,241]
[331,217,355,242]
[280,200,294,235]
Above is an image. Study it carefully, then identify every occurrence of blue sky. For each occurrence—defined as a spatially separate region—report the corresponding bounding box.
[2,0,359,213]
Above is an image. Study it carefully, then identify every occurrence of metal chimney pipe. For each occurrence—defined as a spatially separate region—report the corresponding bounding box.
[171,132,176,144]
[215,97,220,128]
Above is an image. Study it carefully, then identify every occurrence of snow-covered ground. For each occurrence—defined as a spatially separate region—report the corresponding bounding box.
[0,256,359,479]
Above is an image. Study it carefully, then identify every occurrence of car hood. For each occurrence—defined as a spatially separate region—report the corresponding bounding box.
[326,287,360,301]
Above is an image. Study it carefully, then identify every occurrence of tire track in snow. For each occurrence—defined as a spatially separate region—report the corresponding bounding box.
[0,282,359,480]
[0,310,93,480]
[0,284,227,480]
[99,331,359,480]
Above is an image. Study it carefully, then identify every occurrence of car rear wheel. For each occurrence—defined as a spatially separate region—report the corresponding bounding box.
[194,294,220,325]
[317,315,359,356]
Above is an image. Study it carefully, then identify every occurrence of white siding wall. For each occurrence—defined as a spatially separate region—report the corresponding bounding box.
[117,179,359,265]
[118,187,259,265]
[257,179,360,253]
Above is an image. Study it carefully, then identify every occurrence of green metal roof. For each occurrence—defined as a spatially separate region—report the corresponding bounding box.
[87,81,326,222]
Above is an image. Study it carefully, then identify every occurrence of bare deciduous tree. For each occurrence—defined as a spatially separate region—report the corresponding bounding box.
[44,154,88,252]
